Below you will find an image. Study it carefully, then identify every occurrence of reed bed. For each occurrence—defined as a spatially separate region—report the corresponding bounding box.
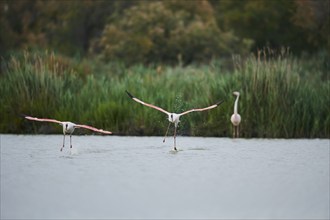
[0,51,328,138]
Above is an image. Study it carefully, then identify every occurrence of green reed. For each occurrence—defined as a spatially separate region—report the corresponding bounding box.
[0,51,328,137]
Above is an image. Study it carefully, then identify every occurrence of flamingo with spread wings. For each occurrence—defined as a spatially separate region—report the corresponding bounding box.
[126,91,223,151]
[25,116,112,151]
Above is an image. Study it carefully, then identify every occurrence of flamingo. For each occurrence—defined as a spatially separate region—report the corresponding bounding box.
[230,91,241,138]
[24,116,112,151]
[126,91,223,151]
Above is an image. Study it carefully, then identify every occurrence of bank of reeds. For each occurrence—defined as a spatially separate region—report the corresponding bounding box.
[0,50,329,138]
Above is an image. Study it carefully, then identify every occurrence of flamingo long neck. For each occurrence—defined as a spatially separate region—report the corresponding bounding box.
[234,95,239,114]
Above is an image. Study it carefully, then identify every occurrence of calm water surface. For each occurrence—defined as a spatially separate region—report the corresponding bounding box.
[1,135,329,219]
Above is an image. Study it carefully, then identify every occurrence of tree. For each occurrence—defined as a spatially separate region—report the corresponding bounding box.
[94,0,251,65]
[210,0,329,54]
[0,0,135,56]
[0,0,42,54]
[292,0,329,52]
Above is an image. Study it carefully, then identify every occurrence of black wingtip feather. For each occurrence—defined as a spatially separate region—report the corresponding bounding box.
[19,113,28,118]
[215,100,224,106]
[126,90,134,99]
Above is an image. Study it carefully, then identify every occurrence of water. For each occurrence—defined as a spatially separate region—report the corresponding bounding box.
[1,135,329,219]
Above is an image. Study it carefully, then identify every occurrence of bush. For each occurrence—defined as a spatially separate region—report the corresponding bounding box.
[93,1,252,65]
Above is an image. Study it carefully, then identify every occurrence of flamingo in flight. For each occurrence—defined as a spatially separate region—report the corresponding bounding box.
[126,91,224,151]
[230,91,241,138]
[25,116,112,151]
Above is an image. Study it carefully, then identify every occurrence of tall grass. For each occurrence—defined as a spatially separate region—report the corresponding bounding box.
[0,50,329,138]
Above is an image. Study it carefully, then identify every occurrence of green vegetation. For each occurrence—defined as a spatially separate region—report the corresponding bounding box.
[1,0,329,64]
[0,51,328,138]
[1,1,329,138]
[96,1,251,64]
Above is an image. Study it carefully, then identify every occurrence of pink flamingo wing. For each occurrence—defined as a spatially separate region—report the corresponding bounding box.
[126,90,170,115]
[179,100,224,116]
[133,97,170,115]
[75,124,112,134]
[25,116,63,124]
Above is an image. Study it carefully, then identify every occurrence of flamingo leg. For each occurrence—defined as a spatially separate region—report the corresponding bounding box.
[233,125,238,138]
[70,135,72,148]
[232,125,236,138]
[61,134,65,151]
[237,125,240,138]
[173,125,177,151]
[163,122,171,143]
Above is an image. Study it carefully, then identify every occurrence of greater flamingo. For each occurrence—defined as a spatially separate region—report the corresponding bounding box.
[230,91,241,138]
[25,116,112,151]
[126,91,223,151]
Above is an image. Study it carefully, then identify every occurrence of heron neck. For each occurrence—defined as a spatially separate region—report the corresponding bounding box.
[234,95,239,114]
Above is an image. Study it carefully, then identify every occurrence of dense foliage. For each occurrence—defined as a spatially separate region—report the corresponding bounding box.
[1,0,329,64]
[94,1,251,64]
[210,0,329,53]
[0,1,329,138]
[0,51,328,138]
